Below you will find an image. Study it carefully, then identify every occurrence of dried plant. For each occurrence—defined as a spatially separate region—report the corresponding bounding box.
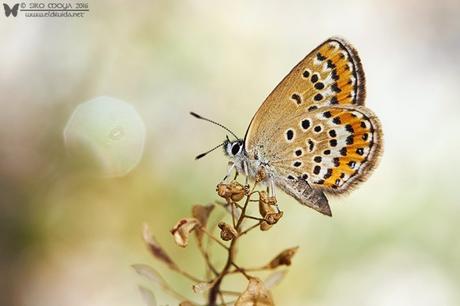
[133,173,299,306]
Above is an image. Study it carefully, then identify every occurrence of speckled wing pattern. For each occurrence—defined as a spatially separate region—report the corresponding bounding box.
[244,37,383,209]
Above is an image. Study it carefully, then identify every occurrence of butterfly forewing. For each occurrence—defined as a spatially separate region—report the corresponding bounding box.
[245,38,366,152]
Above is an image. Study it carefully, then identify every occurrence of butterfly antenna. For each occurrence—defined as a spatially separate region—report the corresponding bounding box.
[195,142,225,160]
[190,112,239,140]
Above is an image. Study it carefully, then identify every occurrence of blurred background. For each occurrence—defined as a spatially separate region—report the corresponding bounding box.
[1,0,460,305]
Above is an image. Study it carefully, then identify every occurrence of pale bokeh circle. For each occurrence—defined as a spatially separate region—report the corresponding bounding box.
[63,96,146,178]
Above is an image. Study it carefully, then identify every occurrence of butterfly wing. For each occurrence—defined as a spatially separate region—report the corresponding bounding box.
[271,105,382,192]
[244,37,382,214]
[245,37,365,150]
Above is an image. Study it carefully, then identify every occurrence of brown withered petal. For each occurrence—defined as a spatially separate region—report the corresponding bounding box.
[143,223,177,269]
[170,218,200,247]
[192,204,214,243]
[264,270,288,289]
[138,286,157,306]
[218,222,238,241]
[192,204,214,226]
[179,301,195,306]
[268,246,299,269]
[235,277,274,306]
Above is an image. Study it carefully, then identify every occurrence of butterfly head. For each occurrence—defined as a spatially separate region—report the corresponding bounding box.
[223,138,244,158]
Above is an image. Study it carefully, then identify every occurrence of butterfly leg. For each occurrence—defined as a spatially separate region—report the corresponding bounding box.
[267,179,280,212]
[222,161,236,182]
[269,180,277,198]
[242,160,249,186]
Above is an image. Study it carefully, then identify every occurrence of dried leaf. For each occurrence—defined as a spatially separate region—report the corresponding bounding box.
[170,218,200,247]
[138,286,157,306]
[235,277,274,306]
[192,204,214,243]
[192,281,212,294]
[179,302,195,306]
[143,223,177,269]
[268,247,299,269]
[264,270,288,289]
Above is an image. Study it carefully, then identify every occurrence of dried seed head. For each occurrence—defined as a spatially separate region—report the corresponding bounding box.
[216,181,246,202]
[268,246,299,269]
[218,221,238,241]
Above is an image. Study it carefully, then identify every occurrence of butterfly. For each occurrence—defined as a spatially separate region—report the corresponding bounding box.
[3,3,19,17]
[192,37,383,216]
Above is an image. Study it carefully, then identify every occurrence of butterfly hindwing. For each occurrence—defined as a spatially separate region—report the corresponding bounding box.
[271,105,382,194]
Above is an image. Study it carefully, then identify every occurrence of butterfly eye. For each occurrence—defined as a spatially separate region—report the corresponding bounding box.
[231,143,240,155]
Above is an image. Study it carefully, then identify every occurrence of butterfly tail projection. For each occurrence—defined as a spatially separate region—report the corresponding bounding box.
[277,178,332,216]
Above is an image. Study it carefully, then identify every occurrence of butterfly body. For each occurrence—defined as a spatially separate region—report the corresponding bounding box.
[206,37,382,216]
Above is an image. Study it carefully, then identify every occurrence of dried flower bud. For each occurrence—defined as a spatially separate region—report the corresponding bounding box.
[216,181,246,202]
[267,246,299,269]
[264,211,283,225]
[170,218,200,247]
[218,221,238,241]
[258,191,276,217]
[260,220,272,231]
